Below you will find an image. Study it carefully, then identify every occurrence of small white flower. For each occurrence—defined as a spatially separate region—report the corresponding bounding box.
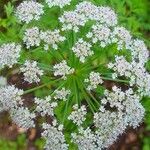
[10,107,35,129]
[53,60,74,79]
[20,60,44,83]
[42,123,68,150]
[16,1,44,23]
[87,24,111,47]
[71,127,98,150]
[111,26,132,50]
[0,85,23,112]
[76,1,99,21]
[0,43,21,69]
[68,104,87,126]
[85,71,103,91]
[76,2,118,26]
[108,55,150,96]
[108,56,132,78]
[34,96,57,117]
[72,39,93,63]
[40,29,66,50]
[23,27,41,49]
[54,88,71,101]
[59,11,87,32]
[129,39,149,64]
[98,6,118,26]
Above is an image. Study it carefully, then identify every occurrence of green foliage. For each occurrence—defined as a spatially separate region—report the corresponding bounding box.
[0,134,27,150]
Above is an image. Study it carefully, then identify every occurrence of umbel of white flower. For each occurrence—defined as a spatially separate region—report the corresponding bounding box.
[72,38,93,63]
[0,43,21,69]
[53,60,75,79]
[10,107,35,129]
[23,27,41,49]
[34,96,58,117]
[87,24,111,47]
[68,104,87,126]
[40,29,66,50]
[16,1,44,23]
[54,88,71,101]
[85,71,103,91]
[20,60,44,83]
[59,11,87,32]
[0,85,23,112]
[42,122,68,150]
[108,56,150,96]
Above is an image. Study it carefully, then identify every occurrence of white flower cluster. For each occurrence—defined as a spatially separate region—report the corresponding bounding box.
[128,39,149,64]
[71,127,98,150]
[0,85,36,129]
[86,25,132,50]
[75,1,100,21]
[85,72,103,91]
[108,56,132,79]
[111,26,132,50]
[108,56,150,96]
[23,27,65,50]
[93,110,126,148]
[0,43,21,69]
[46,0,71,8]
[87,24,111,47]
[34,96,57,117]
[59,1,117,32]
[42,123,68,150]
[20,60,44,83]
[94,87,144,146]
[72,39,93,63]
[40,29,66,50]
[16,1,44,23]
[0,85,23,112]
[53,60,75,79]
[72,113,125,150]
[76,2,117,26]
[54,88,71,101]
[59,11,87,32]
[72,87,145,149]
[23,27,41,49]
[10,107,35,129]
[68,104,87,126]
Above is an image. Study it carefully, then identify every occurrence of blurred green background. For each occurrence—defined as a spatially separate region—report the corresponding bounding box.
[0,0,150,149]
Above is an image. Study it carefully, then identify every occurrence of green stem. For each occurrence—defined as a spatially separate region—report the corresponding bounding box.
[63,78,73,124]
[87,91,100,107]
[73,78,80,106]
[23,78,61,95]
[77,79,95,113]
[101,76,129,83]
[50,81,66,97]
[79,79,99,107]
[82,89,95,113]
[38,63,53,71]
[63,97,70,124]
